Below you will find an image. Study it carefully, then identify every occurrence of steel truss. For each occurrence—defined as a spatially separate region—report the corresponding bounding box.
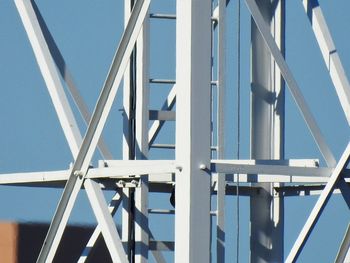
[2,0,349,262]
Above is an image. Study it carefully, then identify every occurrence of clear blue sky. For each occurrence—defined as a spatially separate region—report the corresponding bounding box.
[0,0,349,262]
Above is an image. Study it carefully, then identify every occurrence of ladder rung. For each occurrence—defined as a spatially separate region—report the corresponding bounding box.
[150,144,218,151]
[148,209,175,215]
[150,13,176,20]
[150,78,176,84]
[150,79,215,86]
[150,144,175,149]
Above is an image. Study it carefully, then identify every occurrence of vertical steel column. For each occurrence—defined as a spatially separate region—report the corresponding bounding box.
[216,0,226,261]
[250,0,285,262]
[134,8,150,263]
[175,0,212,262]
[122,0,135,259]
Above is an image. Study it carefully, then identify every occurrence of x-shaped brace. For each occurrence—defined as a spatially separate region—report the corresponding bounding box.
[15,0,151,261]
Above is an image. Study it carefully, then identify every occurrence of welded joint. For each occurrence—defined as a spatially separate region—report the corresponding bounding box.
[74,170,84,178]
[116,179,140,188]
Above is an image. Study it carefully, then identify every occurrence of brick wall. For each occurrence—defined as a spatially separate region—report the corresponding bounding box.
[0,222,112,262]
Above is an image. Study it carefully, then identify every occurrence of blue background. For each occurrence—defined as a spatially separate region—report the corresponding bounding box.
[0,0,349,261]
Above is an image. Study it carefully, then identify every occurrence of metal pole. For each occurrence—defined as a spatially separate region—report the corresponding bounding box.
[122,0,135,260]
[175,0,212,262]
[250,0,285,262]
[216,0,226,261]
[134,7,150,262]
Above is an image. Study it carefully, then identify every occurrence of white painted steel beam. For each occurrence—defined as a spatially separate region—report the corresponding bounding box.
[122,0,133,161]
[0,170,69,184]
[250,1,285,259]
[0,166,342,185]
[271,185,346,197]
[30,0,113,160]
[122,1,134,258]
[286,142,350,263]
[36,0,151,261]
[335,224,350,263]
[227,174,333,184]
[212,161,330,177]
[134,176,149,262]
[78,191,122,263]
[15,0,82,158]
[102,160,176,175]
[175,0,212,262]
[135,14,150,161]
[270,3,286,258]
[121,187,132,258]
[214,158,319,166]
[245,0,336,168]
[134,11,150,261]
[302,0,350,125]
[216,0,226,261]
[84,179,127,263]
[1,156,346,185]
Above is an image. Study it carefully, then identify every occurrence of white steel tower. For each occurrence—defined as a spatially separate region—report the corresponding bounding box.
[1,0,350,262]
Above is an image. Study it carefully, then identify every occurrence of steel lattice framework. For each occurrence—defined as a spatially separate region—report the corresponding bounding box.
[1,0,350,262]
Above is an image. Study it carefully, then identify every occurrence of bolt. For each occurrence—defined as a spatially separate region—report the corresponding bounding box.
[74,170,84,178]
[131,180,139,186]
[118,180,126,187]
[199,164,207,170]
[175,165,183,172]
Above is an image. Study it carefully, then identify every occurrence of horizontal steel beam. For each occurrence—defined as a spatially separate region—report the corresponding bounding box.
[275,184,346,197]
[2,159,350,185]
[212,160,331,177]
[0,162,176,185]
